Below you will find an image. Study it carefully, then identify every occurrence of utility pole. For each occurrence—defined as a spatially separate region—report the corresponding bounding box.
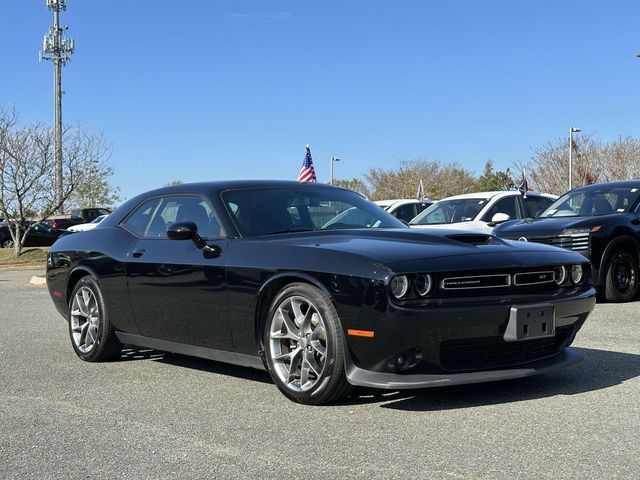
[39,0,75,213]
[568,127,580,191]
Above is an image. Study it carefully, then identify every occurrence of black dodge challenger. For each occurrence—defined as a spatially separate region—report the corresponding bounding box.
[46,181,596,404]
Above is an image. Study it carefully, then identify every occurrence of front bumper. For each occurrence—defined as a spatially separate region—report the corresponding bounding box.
[346,347,584,389]
[343,287,595,388]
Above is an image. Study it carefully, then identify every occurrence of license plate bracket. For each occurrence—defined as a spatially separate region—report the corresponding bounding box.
[504,304,556,342]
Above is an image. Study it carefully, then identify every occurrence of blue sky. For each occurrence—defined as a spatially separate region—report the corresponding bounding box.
[2,0,640,200]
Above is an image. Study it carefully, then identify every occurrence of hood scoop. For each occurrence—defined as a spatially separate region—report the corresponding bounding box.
[446,234,493,245]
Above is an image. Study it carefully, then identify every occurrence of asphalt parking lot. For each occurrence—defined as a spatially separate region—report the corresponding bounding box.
[1,268,639,479]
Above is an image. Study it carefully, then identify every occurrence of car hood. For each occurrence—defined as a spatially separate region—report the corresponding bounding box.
[493,214,622,238]
[259,228,580,271]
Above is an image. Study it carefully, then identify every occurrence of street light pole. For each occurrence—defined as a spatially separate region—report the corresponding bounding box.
[39,0,74,213]
[569,127,581,190]
[329,156,341,185]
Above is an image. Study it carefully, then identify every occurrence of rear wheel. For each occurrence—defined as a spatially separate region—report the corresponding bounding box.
[1,239,14,248]
[68,276,122,361]
[264,283,351,405]
[604,250,639,302]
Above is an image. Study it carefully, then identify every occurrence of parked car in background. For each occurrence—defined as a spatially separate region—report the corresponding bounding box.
[410,191,557,234]
[45,208,112,230]
[0,222,65,248]
[374,199,434,223]
[494,180,640,302]
[47,180,594,405]
[67,214,109,232]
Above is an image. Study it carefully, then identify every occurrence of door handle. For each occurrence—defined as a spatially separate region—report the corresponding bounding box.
[130,248,145,258]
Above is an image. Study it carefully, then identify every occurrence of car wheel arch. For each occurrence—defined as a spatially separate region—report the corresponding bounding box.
[254,272,337,357]
[66,266,99,306]
[598,235,640,285]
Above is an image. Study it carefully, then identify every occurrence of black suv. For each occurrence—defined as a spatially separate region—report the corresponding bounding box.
[494,180,640,302]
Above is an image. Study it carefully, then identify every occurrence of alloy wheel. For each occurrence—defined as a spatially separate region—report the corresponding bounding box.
[70,286,101,354]
[1,239,14,249]
[268,295,328,392]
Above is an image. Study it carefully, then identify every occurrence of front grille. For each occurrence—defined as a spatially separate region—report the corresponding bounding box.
[523,233,590,252]
[439,327,572,371]
[441,274,511,290]
[513,271,555,286]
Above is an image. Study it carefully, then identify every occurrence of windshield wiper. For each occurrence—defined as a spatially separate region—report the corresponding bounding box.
[258,228,315,236]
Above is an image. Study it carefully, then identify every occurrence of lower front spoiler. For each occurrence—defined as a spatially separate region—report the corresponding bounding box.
[345,347,584,390]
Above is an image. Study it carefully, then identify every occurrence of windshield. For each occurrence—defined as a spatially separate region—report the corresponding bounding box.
[410,198,489,225]
[91,215,108,224]
[541,186,640,218]
[222,186,406,237]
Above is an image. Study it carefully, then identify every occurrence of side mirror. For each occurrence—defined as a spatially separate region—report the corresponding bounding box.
[489,213,510,226]
[166,222,221,259]
[167,221,197,240]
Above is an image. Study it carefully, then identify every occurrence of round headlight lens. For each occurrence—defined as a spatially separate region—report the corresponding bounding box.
[414,274,433,297]
[571,264,584,284]
[390,275,409,298]
[554,265,568,285]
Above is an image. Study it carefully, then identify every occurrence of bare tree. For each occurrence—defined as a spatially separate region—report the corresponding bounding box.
[517,134,640,195]
[364,159,477,200]
[0,109,113,255]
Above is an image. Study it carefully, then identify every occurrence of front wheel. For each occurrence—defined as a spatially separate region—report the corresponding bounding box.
[68,276,122,361]
[264,283,351,405]
[604,250,639,302]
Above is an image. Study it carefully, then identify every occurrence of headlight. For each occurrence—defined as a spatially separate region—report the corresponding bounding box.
[554,265,568,285]
[414,274,433,297]
[390,275,409,298]
[571,264,584,284]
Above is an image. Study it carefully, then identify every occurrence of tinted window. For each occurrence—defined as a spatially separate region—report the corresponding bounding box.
[221,186,405,237]
[146,196,222,239]
[542,187,640,218]
[392,204,418,222]
[524,196,553,218]
[482,196,520,222]
[123,198,160,236]
[410,198,488,225]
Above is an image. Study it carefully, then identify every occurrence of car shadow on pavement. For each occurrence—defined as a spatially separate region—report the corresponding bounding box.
[117,345,273,383]
[154,352,274,384]
[354,347,640,411]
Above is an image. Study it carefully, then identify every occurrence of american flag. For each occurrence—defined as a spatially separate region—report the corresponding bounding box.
[298,145,317,182]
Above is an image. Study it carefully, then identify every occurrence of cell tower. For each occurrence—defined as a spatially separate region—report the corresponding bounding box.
[39,0,75,212]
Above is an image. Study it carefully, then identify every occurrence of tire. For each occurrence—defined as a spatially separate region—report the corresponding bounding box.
[1,239,14,249]
[68,276,122,361]
[604,249,639,302]
[263,282,351,405]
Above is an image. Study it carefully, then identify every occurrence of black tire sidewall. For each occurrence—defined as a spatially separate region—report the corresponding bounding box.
[605,250,639,302]
[68,276,119,361]
[263,283,347,404]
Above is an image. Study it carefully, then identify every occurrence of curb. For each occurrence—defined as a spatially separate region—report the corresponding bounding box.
[29,275,47,286]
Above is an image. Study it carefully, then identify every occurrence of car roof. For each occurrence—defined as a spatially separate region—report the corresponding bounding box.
[374,198,432,207]
[440,191,555,201]
[571,180,640,192]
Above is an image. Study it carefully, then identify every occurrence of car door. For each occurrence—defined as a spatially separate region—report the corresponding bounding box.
[481,195,522,224]
[122,195,232,351]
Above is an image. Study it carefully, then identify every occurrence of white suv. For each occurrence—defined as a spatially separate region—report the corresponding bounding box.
[409,191,557,234]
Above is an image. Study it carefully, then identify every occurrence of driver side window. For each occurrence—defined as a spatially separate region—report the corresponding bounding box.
[145,196,222,239]
[482,196,520,222]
